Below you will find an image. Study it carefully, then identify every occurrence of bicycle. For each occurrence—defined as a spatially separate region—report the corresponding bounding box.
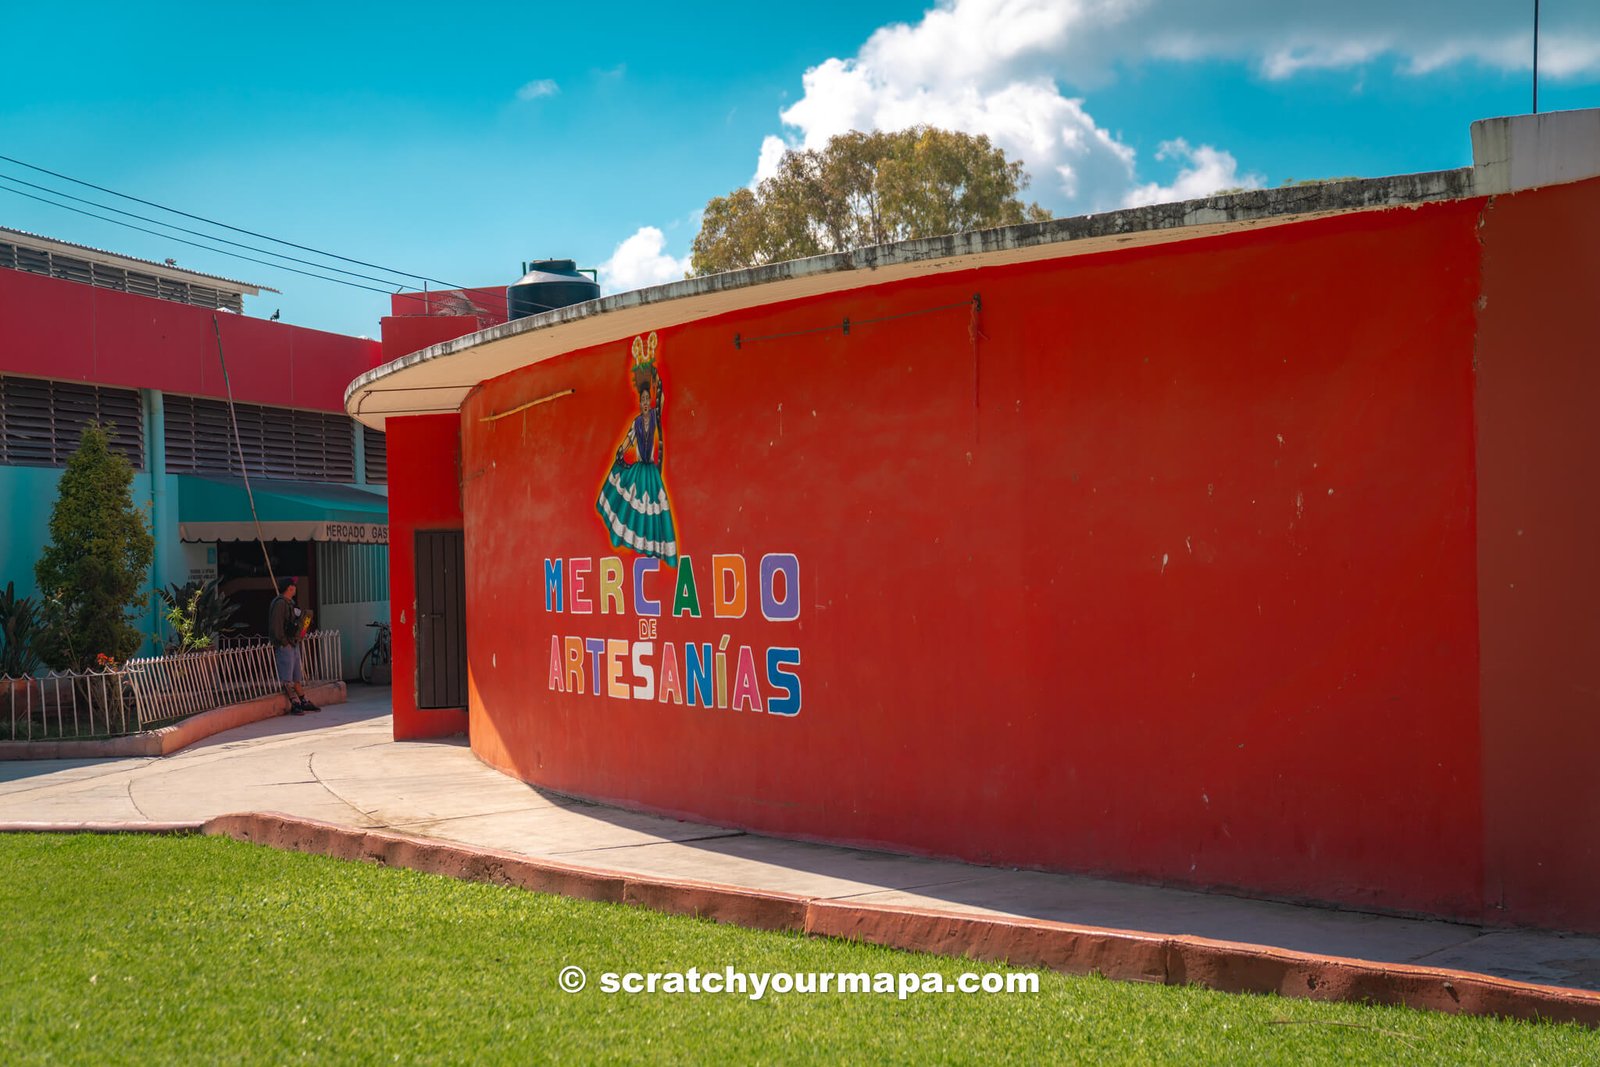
[359,620,392,685]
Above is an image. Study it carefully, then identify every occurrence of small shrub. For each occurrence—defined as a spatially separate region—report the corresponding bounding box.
[34,422,154,671]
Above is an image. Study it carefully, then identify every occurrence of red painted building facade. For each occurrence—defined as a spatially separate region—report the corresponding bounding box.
[0,227,387,668]
[0,244,373,412]
[355,111,1600,933]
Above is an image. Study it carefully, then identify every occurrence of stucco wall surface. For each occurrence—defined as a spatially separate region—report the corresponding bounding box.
[456,200,1490,920]
[1475,175,1600,931]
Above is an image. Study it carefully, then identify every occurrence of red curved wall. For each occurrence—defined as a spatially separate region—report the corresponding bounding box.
[458,201,1489,919]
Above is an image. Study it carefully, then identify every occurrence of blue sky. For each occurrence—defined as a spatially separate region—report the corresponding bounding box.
[4,1,1598,337]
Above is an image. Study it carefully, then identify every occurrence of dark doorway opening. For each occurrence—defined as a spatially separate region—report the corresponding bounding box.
[217,540,315,638]
[415,529,466,709]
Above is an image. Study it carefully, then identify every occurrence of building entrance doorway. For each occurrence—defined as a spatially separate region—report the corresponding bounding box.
[216,540,314,639]
[415,529,466,709]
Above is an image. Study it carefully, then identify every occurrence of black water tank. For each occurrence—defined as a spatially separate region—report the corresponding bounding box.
[506,259,600,321]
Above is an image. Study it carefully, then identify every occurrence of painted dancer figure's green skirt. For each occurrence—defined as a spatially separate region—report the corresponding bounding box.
[596,459,678,564]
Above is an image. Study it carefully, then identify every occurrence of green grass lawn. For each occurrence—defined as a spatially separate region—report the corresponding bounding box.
[1,834,1594,1065]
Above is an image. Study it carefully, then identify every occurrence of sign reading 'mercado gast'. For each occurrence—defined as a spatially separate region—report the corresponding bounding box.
[543,331,803,717]
[177,521,388,544]
[322,522,388,544]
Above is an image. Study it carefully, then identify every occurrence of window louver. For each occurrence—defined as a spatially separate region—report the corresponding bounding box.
[90,264,124,291]
[362,425,387,485]
[53,257,92,285]
[0,376,144,469]
[164,395,355,482]
[0,240,244,313]
[15,246,50,276]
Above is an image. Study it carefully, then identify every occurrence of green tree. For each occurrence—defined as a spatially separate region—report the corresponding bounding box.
[35,422,154,670]
[689,127,1052,276]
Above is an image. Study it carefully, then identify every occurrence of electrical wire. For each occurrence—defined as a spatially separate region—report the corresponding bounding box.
[0,181,400,296]
[0,153,469,291]
[0,153,516,309]
[0,171,418,291]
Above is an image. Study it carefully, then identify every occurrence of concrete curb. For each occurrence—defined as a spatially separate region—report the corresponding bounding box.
[175,812,1600,1025]
[200,812,812,930]
[0,681,347,761]
[804,901,1600,1024]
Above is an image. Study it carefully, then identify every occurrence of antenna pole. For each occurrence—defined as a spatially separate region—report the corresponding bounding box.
[1533,0,1541,114]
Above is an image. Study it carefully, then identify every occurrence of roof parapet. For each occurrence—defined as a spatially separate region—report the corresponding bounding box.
[1472,108,1600,196]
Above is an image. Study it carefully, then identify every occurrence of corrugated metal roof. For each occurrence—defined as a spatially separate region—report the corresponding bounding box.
[0,224,274,294]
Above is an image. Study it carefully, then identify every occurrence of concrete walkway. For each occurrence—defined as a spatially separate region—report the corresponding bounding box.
[3,685,1598,999]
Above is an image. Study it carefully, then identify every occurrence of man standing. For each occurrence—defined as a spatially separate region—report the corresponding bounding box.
[268,579,319,713]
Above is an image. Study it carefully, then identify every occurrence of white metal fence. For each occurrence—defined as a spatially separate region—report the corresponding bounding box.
[0,630,341,741]
[0,670,138,741]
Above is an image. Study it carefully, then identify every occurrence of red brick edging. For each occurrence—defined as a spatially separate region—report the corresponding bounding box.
[4,811,1597,1025]
[0,681,347,760]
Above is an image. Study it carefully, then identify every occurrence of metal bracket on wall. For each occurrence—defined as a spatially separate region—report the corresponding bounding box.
[479,388,575,422]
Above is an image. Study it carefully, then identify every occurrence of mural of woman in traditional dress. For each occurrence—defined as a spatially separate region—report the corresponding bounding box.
[595,332,678,564]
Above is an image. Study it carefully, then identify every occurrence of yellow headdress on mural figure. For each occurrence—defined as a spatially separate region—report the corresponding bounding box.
[629,332,660,394]
[631,332,659,370]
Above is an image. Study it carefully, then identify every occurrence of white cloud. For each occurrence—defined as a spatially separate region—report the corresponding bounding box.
[1140,2,1599,80]
[771,4,1140,212]
[516,79,560,101]
[759,0,1600,214]
[1539,36,1600,78]
[1406,33,1600,78]
[1124,139,1264,207]
[1260,39,1389,80]
[599,227,689,294]
[754,135,787,185]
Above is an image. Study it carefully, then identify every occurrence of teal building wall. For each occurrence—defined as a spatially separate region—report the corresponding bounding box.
[2,388,386,664]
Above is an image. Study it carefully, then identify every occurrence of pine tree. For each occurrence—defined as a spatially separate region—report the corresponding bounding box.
[35,422,154,670]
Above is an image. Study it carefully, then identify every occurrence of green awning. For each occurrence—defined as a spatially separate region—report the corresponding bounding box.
[177,476,389,544]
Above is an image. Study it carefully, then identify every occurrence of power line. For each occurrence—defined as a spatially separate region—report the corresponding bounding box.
[0,169,417,291]
[0,152,450,287]
[0,152,511,307]
[0,181,399,296]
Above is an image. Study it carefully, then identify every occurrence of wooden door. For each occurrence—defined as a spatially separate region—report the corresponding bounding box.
[415,529,466,709]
